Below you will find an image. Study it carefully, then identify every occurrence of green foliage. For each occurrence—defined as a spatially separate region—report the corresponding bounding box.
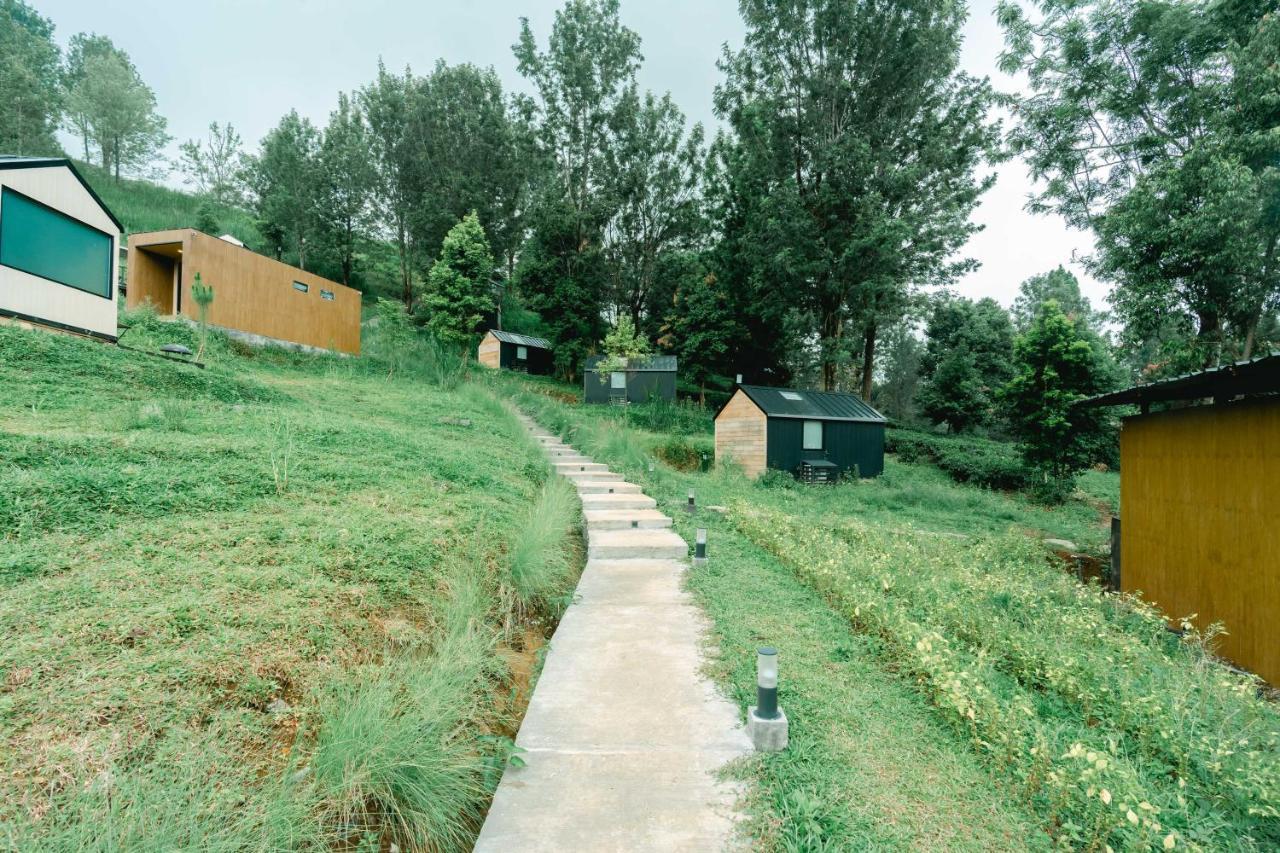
[653,435,713,472]
[364,298,467,387]
[422,212,496,350]
[77,160,259,242]
[1002,301,1111,498]
[314,94,376,287]
[177,121,245,206]
[190,272,215,361]
[661,264,740,401]
[1012,266,1100,334]
[0,0,63,156]
[593,315,650,381]
[504,474,580,619]
[245,109,322,267]
[885,428,1030,491]
[917,295,1015,433]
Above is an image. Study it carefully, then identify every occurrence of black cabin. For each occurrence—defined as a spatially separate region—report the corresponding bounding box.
[583,355,678,404]
[478,330,553,375]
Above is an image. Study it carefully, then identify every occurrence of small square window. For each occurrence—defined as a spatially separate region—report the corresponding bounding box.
[803,420,823,450]
[610,371,626,390]
[780,391,803,401]
[320,289,335,301]
[516,346,528,360]
[293,281,309,293]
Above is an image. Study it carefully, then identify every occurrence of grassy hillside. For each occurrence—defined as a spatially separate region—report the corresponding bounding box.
[502,373,1280,851]
[0,319,581,849]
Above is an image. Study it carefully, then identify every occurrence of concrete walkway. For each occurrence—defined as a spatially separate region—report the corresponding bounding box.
[474,416,751,852]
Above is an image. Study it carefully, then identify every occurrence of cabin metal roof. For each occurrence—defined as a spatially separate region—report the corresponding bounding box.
[1080,352,1280,409]
[488,330,550,349]
[583,355,677,372]
[726,385,886,423]
[0,155,124,231]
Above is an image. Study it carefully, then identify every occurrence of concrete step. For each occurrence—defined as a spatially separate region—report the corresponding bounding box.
[576,480,642,495]
[555,461,608,473]
[587,528,689,560]
[562,471,618,483]
[583,508,673,530]
[579,493,657,511]
[546,448,586,458]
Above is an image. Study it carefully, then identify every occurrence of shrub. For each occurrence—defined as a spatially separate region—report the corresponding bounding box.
[885,429,1029,490]
[655,435,713,472]
[625,398,713,435]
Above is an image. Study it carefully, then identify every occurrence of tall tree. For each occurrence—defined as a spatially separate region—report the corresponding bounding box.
[403,61,531,279]
[604,89,706,331]
[0,0,62,156]
[999,0,1280,367]
[422,212,497,350]
[360,62,418,306]
[1002,300,1111,501]
[873,319,925,425]
[661,260,741,404]
[64,37,169,181]
[178,122,244,206]
[246,110,320,268]
[513,0,642,378]
[716,0,999,394]
[315,94,376,287]
[1011,266,1100,333]
[916,295,1015,433]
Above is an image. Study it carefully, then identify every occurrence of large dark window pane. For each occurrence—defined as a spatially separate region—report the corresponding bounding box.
[0,187,112,298]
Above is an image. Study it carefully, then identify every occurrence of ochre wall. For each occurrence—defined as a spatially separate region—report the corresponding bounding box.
[715,389,768,478]
[1121,400,1280,684]
[127,230,361,354]
[127,244,175,312]
[478,332,501,368]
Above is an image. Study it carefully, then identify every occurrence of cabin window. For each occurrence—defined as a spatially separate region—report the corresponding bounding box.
[320,289,335,301]
[803,420,823,450]
[610,371,626,390]
[780,391,803,401]
[0,187,113,299]
[516,346,528,360]
[293,281,309,293]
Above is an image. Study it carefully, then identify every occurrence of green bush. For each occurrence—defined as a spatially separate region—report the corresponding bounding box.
[886,429,1029,490]
[624,398,713,435]
[655,435,713,472]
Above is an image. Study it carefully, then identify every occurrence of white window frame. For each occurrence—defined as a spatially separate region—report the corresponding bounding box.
[610,371,627,390]
[802,420,823,450]
[516,345,528,360]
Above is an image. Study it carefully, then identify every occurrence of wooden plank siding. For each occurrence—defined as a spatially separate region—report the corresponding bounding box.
[478,332,501,368]
[715,388,768,478]
[126,230,361,354]
[1120,400,1280,684]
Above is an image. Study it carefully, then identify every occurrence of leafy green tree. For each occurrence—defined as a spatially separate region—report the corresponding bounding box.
[178,122,244,206]
[872,320,925,425]
[513,0,641,378]
[0,0,62,156]
[359,62,418,306]
[594,315,651,383]
[246,110,320,268]
[999,0,1280,366]
[194,200,219,235]
[403,61,532,279]
[916,296,1015,433]
[315,93,375,286]
[1002,301,1111,501]
[64,37,170,181]
[1012,267,1100,334]
[190,273,215,362]
[421,212,496,350]
[716,0,1000,393]
[660,262,740,404]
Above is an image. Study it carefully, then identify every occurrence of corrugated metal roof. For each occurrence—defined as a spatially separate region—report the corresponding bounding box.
[733,384,886,423]
[0,156,124,231]
[583,355,677,372]
[489,330,550,349]
[1081,352,1280,408]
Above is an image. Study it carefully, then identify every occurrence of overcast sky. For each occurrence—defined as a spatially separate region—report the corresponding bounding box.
[36,0,1105,311]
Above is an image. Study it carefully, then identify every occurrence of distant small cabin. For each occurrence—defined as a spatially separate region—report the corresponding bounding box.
[583,355,677,404]
[1082,354,1280,684]
[715,384,886,481]
[478,330,552,374]
[0,156,122,341]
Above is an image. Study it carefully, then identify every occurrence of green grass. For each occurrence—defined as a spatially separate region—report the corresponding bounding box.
[0,321,582,849]
[500,373,1280,850]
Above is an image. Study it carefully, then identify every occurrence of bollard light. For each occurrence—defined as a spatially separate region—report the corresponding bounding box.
[686,489,696,514]
[648,461,655,473]
[756,647,779,719]
[693,528,708,564]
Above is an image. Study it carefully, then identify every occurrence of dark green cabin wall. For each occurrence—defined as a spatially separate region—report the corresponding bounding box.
[583,370,677,404]
[765,418,884,478]
[499,341,553,375]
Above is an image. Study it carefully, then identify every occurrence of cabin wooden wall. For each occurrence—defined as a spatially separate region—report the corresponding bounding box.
[127,230,361,354]
[715,389,767,478]
[478,332,501,368]
[1121,400,1280,684]
[127,246,174,311]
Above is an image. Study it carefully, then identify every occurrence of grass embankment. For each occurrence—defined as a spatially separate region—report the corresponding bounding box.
[0,318,582,850]
[501,375,1280,850]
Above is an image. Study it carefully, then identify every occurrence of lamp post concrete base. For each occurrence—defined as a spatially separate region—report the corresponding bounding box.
[747,706,788,752]
[692,556,708,567]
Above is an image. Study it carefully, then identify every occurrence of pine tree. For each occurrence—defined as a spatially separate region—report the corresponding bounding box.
[422,212,495,350]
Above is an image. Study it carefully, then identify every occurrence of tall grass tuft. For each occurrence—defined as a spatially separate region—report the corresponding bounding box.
[363,299,469,388]
[308,579,501,851]
[505,475,579,619]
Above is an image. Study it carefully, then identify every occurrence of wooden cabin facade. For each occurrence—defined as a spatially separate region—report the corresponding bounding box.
[477,330,553,374]
[714,385,885,480]
[1085,355,1280,684]
[126,229,361,354]
[0,157,121,341]
[583,355,677,404]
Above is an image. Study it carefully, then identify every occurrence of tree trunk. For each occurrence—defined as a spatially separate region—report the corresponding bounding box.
[820,308,843,391]
[1197,311,1221,368]
[699,381,706,406]
[399,222,412,308]
[860,322,877,402]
